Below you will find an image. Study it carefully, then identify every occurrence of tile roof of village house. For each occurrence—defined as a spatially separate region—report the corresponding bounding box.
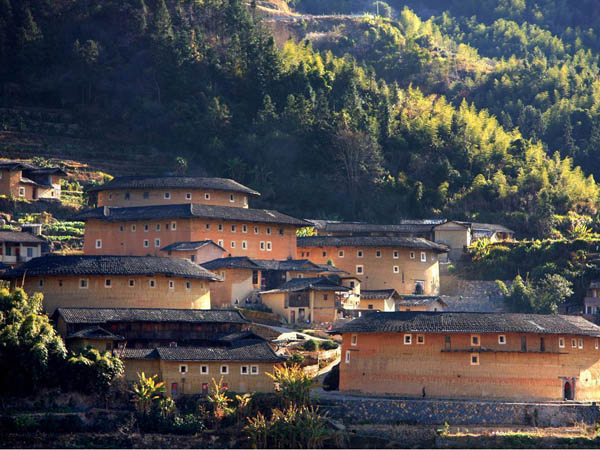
[260,277,350,294]
[73,203,308,226]
[55,307,248,324]
[203,256,264,270]
[1,255,220,280]
[360,289,400,300]
[86,176,261,196]
[0,231,45,244]
[160,240,226,252]
[309,221,434,234]
[396,295,449,308]
[297,236,449,253]
[119,340,284,362]
[333,311,600,336]
[66,326,124,341]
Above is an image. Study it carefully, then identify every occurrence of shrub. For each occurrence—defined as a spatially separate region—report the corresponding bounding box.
[267,363,312,406]
[303,339,318,351]
[320,340,338,350]
[290,353,305,364]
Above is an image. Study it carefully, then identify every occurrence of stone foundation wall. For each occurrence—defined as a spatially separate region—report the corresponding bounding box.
[317,397,600,427]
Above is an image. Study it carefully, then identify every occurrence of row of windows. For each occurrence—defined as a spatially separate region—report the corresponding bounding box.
[68,278,193,290]
[114,222,282,235]
[109,191,246,205]
[96,237,275,252]
[179,364,259,375]
[335,249,429,261]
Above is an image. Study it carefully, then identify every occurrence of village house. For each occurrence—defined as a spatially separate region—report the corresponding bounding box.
[433,221,514,261]
[75,203,307,260]
[336,311,600,401]
[202,256,347,308]
[395,294,448,312]
[297,236,448,295]
[359,289,398,311]
[54,307,283,395]
[0,160,66,201]
[260,277,350,325]
[87,176,260,208]
[1,255,220,314]
[159,240,227,264]
[583,280,600,321]
[0,231,45,265]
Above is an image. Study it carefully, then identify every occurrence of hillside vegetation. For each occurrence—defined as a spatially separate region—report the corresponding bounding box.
[0,0,599,236]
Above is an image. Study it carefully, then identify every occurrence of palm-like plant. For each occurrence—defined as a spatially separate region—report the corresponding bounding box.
[235,392,252,423]
[267,363,313,406]
[131,372,165,415]
[207,377,234,421]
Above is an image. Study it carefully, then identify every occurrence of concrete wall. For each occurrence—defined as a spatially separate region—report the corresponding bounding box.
[84,218,299,260]
[16,274,211,314]
[97,188,249,208]
[340,331,600,401]
[297,246,441,295]
[317,396,600,426]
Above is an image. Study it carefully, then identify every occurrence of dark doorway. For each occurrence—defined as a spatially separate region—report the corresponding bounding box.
[564,381,573,400]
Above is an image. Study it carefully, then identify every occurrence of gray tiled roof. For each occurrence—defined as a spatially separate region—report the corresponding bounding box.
[161,240,225,252]
[86,176,260,196]
[0,160,35,170]
[261,277,350,294]
[56,307,248,324]
[203,257,264,270]
[1,255,220,280]
[316,222,434,234]
[361,289,399,300]
[0,231,44,244]
[297,236,449,252]
[74,203,308,226]
[334,311,600,336]
[67,326,124,340]
[396,295,448,307]
[120,340,284,362]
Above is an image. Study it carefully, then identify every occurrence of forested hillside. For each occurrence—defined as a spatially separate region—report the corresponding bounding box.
[0,0,599,236]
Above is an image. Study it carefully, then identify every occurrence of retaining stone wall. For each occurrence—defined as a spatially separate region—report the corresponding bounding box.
[317,397,600,427]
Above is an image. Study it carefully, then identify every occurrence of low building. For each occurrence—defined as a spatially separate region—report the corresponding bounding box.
[159,240,227,264]
[433,221,515,261]
[395,295,448,312]
[583,280,600,321]
[360,289,398,311]
[1,255,220,314]
[307,220,434,239]
[0,160,66,201]
[297,236,448,295]
[0,231,45,265]
[87,176,260,209]
[260,277,349,325]
[120,341,284,396]
[336,311,600,401]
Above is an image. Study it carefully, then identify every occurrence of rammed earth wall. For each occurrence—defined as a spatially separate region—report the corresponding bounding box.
[317,397,600,426]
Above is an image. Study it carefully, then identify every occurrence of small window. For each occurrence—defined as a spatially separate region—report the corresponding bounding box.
[125,192,130,200]
[129,279,135,287]
[471,335,480,346]
[186,281,191,290]
[279,228,284,235]
[38,279,44,287]
[179,365,188,374]
[470,353,479,365]
[421,252,427,262]
[149,279,156,288]
[80,279,88,289]
[143,240,149,248]
[156,224,161,231]
[205,193,210,200]
[155,238,161,247]
[95,239,102,249]
[229,193,234,202]
[266,227,271,235]
[254,226,259,234]
[393,266,399,273]
[131,225,136,232]
[218,239,224,247]
[266,241,272,251]
[166,223,170,230]
[410,251,415,259]
[220,365,229,375]
[108,193,113,200]
[338,250,344,258]
[376,250,382,258]
[417,334,425,344]
[58,280,63,287]
[186,192,192,200]
[218,224,223,231]
[242,241,247,249]
[105,279,112,288]
[18,186,25,197]
[559,337,565,348]
[356,265,363,274]
[351,334,358,346]
[171,222,176,230]
[169,280,174,290]
[345,350,351,364]
[572,338,577,348]
[119,225,124,232]
[260,241,265,251]
[231,225,236,232]
[144,224,149,232]
[201,365,208,374]
[596,339,599,350]
[251,365,259,375]
[241,365,249,375]
[220,272,226,280]
[357,250,363,258]
[231,241,236,248]
[206,223,211,230]
[498,335,506,345]
[579,338,584,349]
[143,191,150,199]
[350,281,355,288]
[164,192,171,199]
[322,251,326,257]
[393,250,399,259]
[404,334,412,345]
[242,224,247,233]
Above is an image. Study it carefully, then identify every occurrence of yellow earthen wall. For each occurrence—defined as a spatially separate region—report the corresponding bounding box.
[97,189,249,208]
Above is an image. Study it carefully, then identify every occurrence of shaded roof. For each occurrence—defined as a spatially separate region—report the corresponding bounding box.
[203,257,264,271]
[471,222,515,234]
[0,231,44,244]
[0,160,35,171]
[86,176,260,196]
[361,289,399,300]
[333,311,600,336]
[589,280,600,289]
[315,222,434,234]
[74,203,308,226]
[1,255,220,281]
[66,326,124,340]
[396,295,448,307]
[161,240,226,252]
[0,160,66,177]
[56,307,248,325]
[261,277,350,294]
[202,257,347,273]
[120,340,284,362]
[297,236,449,253]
